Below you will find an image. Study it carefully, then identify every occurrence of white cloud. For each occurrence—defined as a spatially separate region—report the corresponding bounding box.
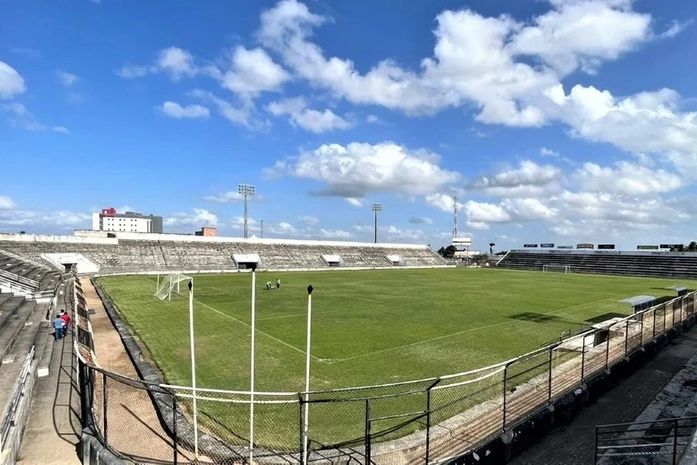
[468,160,563,197]
[222,46,288,97]
[509,0,651,74]
[191,90,262,129]
[1,102,69,133]
[267,97,350,133]
[0,195,15,210]
[269,221,297,235]
[384,225,426,242]
[272,142,459,199]
[298,215,319,227]
[318,228,352,239]
[464,201,512,223]
[0,206,90,228]
[160,101,210,119]
[540,147,560,158]
[165,208,218,227]
[409,216,433,225]
[204,191,243,203]
[0,61,26,99]
[425,193,462,213]
[345,198,363,207]
[116,64,150,78]
[575,161,684,195]
[57,70,78,87]
[157,47,197,80]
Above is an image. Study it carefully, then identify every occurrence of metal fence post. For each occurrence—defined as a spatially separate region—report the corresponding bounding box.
[663,304,667,334]
[364,399,371,464]
[653,308,657,340]
[172,393,178,465]
[79,362,89,429]
[639,312,644,347]
[298,394,305,464]
[102,371,108,443]
[502,363,509,431]
[624,320,629,356]
[581,334,587,382]
[425,379,441,465]
[548,346,554,403]
[605,330,611,371]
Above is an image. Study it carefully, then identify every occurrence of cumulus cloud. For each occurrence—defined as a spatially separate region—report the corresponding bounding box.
[165,208,218,227]
[222,46,288,97]
[1,102,69,133]
[269,142,459,200]
[425,193,463,213]
[0,61,26,99]
[56,70,78,87]
[160,101,210,119]
[267,97,350,133]
[318,228,352,239]
[575,161,684,195]
[204,191,243,203]
[468,160,563,197]
[0,195,16,210]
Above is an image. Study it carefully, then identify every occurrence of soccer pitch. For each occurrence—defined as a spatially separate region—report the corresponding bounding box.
[97,268,696,392]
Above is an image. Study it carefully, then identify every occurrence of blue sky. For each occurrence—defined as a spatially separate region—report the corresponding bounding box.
[2,0,697,251]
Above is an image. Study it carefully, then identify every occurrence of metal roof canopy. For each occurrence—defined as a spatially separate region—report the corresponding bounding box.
[668,285,688,292]
[620,295,656,306]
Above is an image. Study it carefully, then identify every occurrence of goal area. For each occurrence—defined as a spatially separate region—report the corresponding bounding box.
[542,264,571,273]
[155,273,192,301]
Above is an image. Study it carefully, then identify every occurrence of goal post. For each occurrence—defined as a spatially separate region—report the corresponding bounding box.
[155,273,193,301]
[542,264,570,273]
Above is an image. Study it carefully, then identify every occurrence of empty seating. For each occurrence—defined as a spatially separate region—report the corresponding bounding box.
[0,237,447,274]
[497,250,697,279]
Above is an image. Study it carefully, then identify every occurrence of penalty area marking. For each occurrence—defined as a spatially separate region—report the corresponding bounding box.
[194,299,328,364]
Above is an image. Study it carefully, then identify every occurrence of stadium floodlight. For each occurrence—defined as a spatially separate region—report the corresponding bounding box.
[238,184,256,239]
[372,203,382,243]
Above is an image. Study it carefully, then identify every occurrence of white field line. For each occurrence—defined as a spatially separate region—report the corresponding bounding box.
[194,299,327,363]
[331,296,618,363]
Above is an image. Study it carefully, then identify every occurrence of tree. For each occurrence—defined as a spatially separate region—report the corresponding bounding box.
[438,245,457,258]
[688,241,697,252]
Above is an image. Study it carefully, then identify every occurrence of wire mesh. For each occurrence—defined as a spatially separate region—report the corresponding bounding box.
[504,349,551,428]
[429,366,505,463]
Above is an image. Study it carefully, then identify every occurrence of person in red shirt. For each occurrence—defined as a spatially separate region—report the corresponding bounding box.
[60,310,72,334]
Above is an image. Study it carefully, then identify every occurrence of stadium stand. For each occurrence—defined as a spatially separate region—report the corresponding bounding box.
[497,249,697,279]
[0,250,61,299]
[0,233,446,274]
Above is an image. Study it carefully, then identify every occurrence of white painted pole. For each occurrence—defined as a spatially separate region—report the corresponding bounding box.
[249,269,257,464]
[303,285,314,465]
[188,279,199,458]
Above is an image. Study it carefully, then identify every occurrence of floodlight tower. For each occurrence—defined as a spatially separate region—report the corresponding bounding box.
[238,184,255,239]
[372,203,382,243]
[452,195,459,239]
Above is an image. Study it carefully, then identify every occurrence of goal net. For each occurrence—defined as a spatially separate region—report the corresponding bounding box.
[154,273,192,301]
[542,264,570,273]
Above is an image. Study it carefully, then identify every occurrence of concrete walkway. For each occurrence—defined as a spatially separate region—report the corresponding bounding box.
[17,325,81,464]
[510,330,697,465]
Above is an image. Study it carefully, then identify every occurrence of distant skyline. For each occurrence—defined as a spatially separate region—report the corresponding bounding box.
[2,0,697,251]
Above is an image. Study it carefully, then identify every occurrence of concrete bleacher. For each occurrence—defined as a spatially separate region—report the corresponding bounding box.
[0,251,61,299]
[497,249,697,279]
[0,233,447,275]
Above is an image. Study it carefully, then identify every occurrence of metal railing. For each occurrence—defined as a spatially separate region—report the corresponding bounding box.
[0,346,36,451]
[75,276,697,464]
[595,416,697,464]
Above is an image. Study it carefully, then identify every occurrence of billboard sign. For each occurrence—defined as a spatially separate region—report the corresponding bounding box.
[597,244,615,250]
[576,243,594,249]
[523,243,538,248]
[540,243,554,248]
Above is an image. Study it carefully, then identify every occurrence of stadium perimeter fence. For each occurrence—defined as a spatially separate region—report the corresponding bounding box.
[73,277,697,464]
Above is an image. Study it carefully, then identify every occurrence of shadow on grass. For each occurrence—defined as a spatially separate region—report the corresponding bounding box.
[585,312,627,324]
[508,312,577,326]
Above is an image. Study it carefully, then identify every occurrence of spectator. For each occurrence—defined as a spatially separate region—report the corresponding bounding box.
[60,310,72,334]
[52,314,65,340]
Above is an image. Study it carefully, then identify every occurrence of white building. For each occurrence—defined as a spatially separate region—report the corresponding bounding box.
[91,208,163,234]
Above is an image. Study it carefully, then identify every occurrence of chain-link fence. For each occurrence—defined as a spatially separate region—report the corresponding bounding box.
[75,281,697,465]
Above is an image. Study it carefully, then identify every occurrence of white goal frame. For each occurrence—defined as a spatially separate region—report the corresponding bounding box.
[155,273,192,301]
[542,264,571,274]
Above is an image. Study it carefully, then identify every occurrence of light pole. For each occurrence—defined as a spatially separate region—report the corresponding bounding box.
[371,203,382,243]
[238,184,255,239]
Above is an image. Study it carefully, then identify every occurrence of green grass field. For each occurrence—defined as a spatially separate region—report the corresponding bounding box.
[97,268,696,393]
